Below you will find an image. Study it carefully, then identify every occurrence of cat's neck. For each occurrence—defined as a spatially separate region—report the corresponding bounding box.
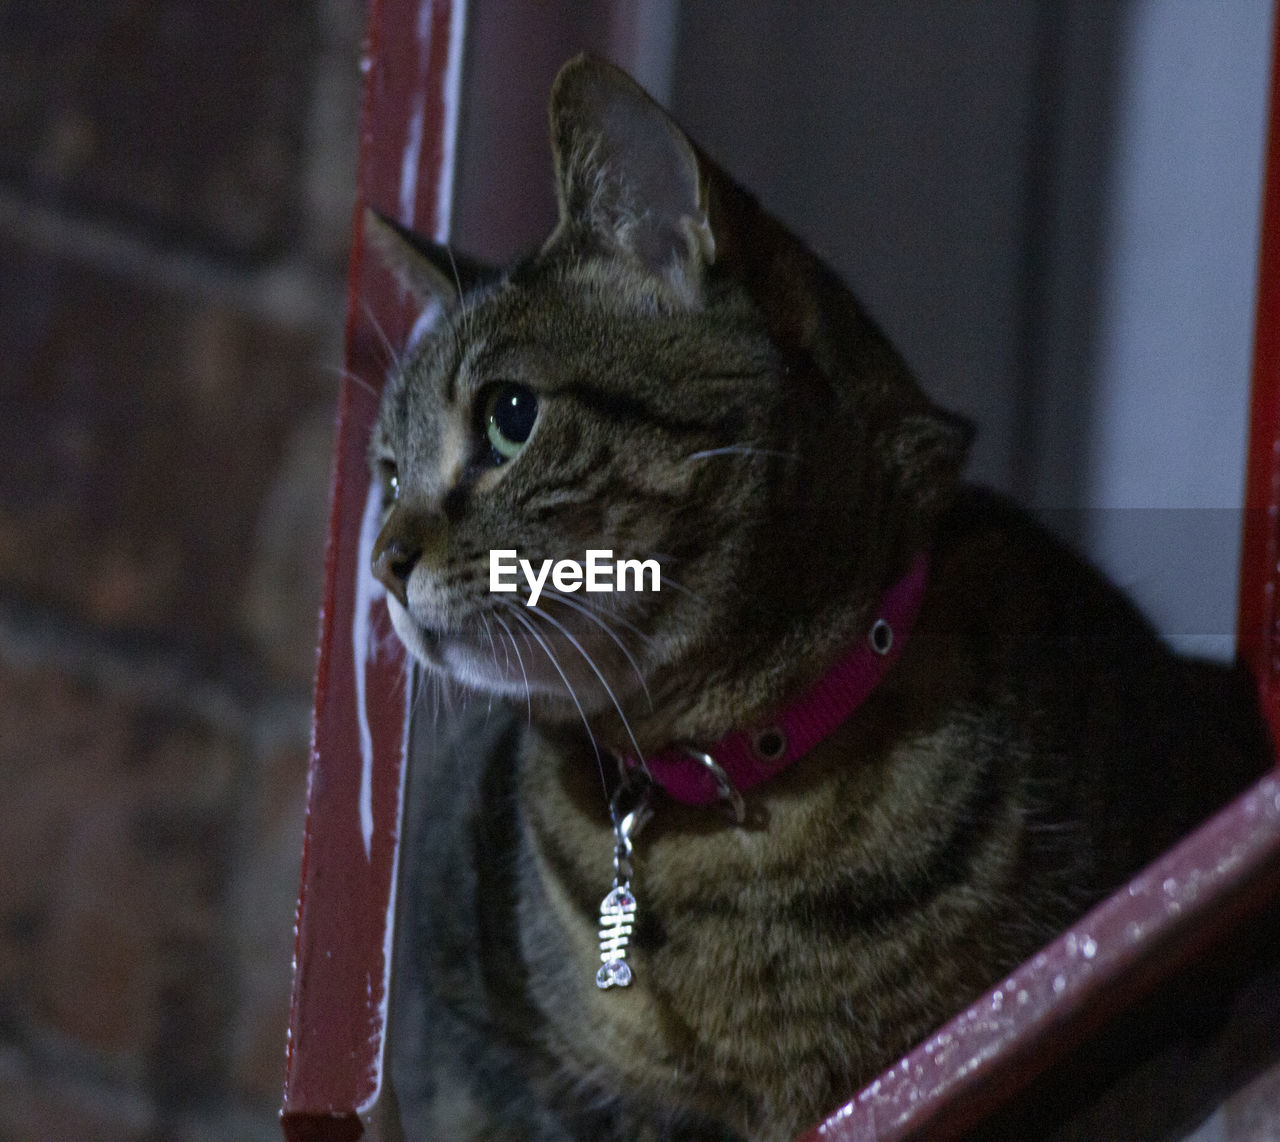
[623,552,929,805]
[546,559,899,763]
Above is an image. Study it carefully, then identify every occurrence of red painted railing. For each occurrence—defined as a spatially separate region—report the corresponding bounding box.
[281,1,464,1137]
[284,4,1280,1138]
[1239,8,1280,751]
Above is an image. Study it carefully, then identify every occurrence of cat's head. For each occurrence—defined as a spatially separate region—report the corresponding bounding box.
[367,55,970,732]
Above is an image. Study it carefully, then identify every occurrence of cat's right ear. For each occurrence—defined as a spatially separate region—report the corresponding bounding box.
[363,208,490,308]
[547,55,714,308]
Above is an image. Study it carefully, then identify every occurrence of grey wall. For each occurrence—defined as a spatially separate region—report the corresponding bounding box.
[1073,1,1270,658]
[671,1,1054,490]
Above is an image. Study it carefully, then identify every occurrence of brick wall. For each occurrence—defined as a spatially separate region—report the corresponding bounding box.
[0,2,362,1137]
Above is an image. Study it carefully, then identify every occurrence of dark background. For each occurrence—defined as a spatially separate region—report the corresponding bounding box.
[0,1,360,1137]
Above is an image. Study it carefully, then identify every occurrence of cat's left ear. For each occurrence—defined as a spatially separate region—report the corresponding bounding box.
[363,208,491,308]
[548,55,715,307]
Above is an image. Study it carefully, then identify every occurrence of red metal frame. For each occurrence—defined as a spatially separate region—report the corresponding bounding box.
[284,5,1280,1139]
[1239,10,1280,751]
[281,1,462,1137]
[799,779,1280,1142]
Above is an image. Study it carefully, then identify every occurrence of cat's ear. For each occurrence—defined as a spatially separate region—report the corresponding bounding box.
[887,408,975,519]
[548,54,715,307]
[363,208,490,307]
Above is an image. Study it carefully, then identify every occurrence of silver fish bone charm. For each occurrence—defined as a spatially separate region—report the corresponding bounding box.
[596,882,637,989]
[596,768,651,990]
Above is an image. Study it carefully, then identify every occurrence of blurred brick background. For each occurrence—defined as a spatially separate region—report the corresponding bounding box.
[0,1,362,1137]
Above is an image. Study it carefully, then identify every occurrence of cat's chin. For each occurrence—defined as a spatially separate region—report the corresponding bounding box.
[385,595,446,665]
[385,596,551,702]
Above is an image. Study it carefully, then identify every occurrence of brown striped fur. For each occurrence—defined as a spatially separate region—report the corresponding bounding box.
[372,57,1269,1141]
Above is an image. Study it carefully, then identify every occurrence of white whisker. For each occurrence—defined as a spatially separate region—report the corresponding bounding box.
[477,614,501,722]
[360,296,405,377]
[525,604,645,765]
[324,363,381,400]
[685,446,800,463]
[539,585,655,645]
[538,589,651,709]
[492,610,532,724]
[478,613,502,678]
[502,601,607,797]
[443,246,476,340]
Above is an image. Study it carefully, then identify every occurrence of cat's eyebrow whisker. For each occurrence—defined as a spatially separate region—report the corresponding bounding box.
[538,589,652,710]
[463,282,477,340]
[684,446,801,463]
[325,363,381,400]
[501,601,607,797]
[442,245,476,341]
[491,610,532,725]
[359,296,406,377]
[432,269,470,364]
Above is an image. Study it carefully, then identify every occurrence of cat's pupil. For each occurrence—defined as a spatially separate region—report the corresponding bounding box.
[484,382,538,464]
[493,384,536,442]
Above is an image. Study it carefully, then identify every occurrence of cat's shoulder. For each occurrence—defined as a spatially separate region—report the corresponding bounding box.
[931,484,1154,635]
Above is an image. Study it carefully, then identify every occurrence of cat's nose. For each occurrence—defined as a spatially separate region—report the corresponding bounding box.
[371,531,421,607]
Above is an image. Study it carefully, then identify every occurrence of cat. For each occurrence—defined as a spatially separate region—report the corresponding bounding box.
[366,55,1270,1142]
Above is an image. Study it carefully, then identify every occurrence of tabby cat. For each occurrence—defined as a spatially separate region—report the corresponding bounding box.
[367,56,1268,1142]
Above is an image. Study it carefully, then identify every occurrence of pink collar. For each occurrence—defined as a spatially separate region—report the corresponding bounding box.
[628,553,929,807]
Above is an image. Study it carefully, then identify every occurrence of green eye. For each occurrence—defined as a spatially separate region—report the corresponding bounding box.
[482,382,538,464]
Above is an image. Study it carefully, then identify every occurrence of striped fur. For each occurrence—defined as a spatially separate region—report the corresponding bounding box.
[374,57,1269,1141]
